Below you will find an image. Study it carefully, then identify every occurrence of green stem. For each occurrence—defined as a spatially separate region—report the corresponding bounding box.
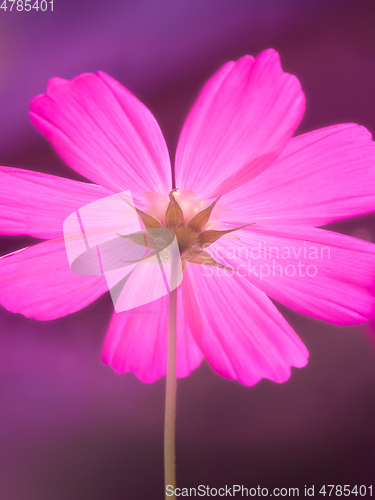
[164,276,178,498]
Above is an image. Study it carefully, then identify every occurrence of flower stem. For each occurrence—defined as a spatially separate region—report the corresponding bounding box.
[164,281,178,498]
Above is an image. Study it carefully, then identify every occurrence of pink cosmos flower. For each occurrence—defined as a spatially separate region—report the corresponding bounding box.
[1,49,375,386]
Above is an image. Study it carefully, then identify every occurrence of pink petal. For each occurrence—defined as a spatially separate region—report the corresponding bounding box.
[175,49,305,198]
[101,291,203,383]
[0,238,108,320]
[30,72,172,201]
[183,264,308,386]
[221,124,375,227]
[211,226,375,325]
[0,167,112,239]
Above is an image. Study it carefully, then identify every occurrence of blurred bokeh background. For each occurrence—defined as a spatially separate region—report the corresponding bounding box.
[1,0,375,498]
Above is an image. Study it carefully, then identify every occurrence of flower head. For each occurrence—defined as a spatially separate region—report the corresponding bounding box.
[1,49,375,385]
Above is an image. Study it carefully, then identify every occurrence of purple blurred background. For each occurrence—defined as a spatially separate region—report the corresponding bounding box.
[1,0,375,498]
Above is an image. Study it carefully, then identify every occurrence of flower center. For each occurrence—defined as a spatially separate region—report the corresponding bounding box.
[128,190,248,270]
